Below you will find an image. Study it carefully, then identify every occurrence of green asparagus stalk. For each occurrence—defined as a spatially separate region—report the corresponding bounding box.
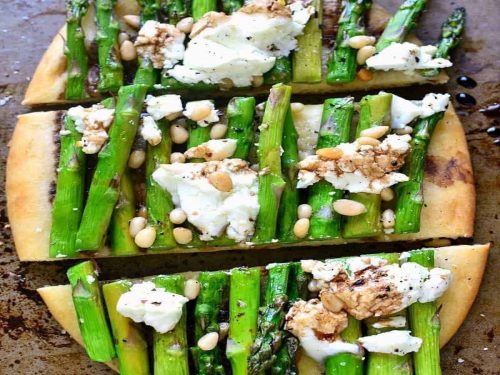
[153,274,189,375]
[95,0,123,92]
[326,0,371,84]
[287,262,310,303]
[187,121,211,151]
[254,84,292,243]
[192,0,217,20]
[102,281,150,375]
[191,271,230,374]
[308,97,354,240]
[248,263,291,375]
[166,0,190,23]
[264,57,292,85]
[278,107,300,242]
[375,0,427,52]
[226,267,261,375]
[226,97,256,159]
[422,7,466,77]
[293,0,323,83]
[325,316,363,375]
[110,169,139,255]
[49,115,87,258]
[408,249,441,375]
[138,0,160,21]
[222,0,243,14]
[67,261,115,362]
[394,111,444,233]
[76,84,148,252]
[65,0,90,99]
[343,93,392,239]
[146,119,176,250]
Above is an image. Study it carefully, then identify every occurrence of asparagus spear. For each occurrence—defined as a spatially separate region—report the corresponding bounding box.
[278,107,300,242]
[153,274,189,375]
[49,115,87,258]
[110,169,139,255]
[375,0,427,52]
[254,84,292,243]
[408,249,442,375]
[67,261,115,362]
[138,0,160,21]
[308,97,354,240]
[192,0,217,20]
[65,0,90,99]
[166,0,190,24]
[394,111,444,233]
[293,0,323,83]
[76,84,148,252]
[222,0,243,14]
[264,57,292,85]
[226,267,261,375]
[102,281,150,375]
[248,263,291,375]
[95,0,123,92]
[191,271,230,374]
[343,93,392,239]
[161,75,218,91]
[226,97,256,159]
[325,316,363,375]
[422,7,466,77]
[146,119,176,250]
[326,0,371,84]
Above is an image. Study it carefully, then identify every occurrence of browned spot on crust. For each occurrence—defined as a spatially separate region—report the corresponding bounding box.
[425,152,474,188]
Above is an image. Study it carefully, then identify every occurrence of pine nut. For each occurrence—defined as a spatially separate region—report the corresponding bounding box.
[357,136,380,147]
[129,216,147,238]
[218,322,229,341]
[137,205,148,218]
[395,126,413,135]
[357,68,374,81]
[134,226,156,248]
[120,40,137,61]
[190,105,212,122]
[293,218,310,239]
[170,124,189,144]
[169,208,187,224]
[297,204,313,219]
[333,199,367,216]
[301,259,317,273]
[123,15,141,29]
[316,147,343,160]
[197,332,219,351]
[291,102,305,113]
[348,35,376,49]
[252,75,264,88]
[219,78,234,91]
[173,227,193,244]
[381,209,395,229]
[184,279,201,300]
[360,125,389,139]
[118,32,129,45]
[380,188,394,202]
[128,150,146,169]
[308,279,320,292]
[356,45,376,65]
[176,17,194,33]
[208,171,233,192]
[170,152,186,164]
[210,124,228,139]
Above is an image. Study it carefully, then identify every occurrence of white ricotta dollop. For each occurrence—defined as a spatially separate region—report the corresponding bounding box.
[183,100,219,126]
[167,1,312,87]
[145,94,183,121]
[116,281,189,333]
[390,93,451,128]
[366,42,452,72]
[299,328,360,363]
[141,116,162,146]
[152,159,259,241]
[359,330,422,356]
[184,139,237,161]
[292,104,324,160]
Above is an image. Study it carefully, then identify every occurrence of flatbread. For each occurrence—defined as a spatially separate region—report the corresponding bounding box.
[37,243,490,373]
[7,104,475,261]
[22,3,448,106]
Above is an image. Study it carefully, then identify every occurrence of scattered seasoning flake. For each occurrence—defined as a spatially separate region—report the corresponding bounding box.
[457,358,465,364]
[0,96,11,106]
[483,347,489,351]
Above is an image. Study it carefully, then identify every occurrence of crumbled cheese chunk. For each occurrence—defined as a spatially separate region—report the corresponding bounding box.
[359,330,422,356]
[152,159,259,241]
[292,104,324,160]
[297,135,412,194]
[141,116,162,146]
[167,0,312,87]
[390,93,450,128]
[116,281,189,333]
[372,316,407,329]
[366,42,452,72]
[135,20,186,69]
[145,94,183,121]
[185,139,237,161]
[183,100,219,126]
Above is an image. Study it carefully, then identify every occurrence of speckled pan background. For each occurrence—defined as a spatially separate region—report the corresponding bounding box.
[0,0,498,373]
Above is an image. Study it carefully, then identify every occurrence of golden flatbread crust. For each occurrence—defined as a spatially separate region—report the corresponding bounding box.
[22,3,448,106]
[8,105,475,261]
[37,243,490,373]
